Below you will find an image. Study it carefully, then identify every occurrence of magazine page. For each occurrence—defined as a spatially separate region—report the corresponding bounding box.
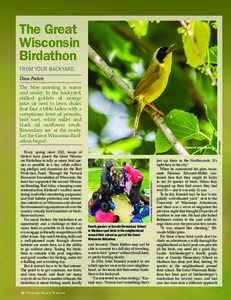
[16,16,222,287]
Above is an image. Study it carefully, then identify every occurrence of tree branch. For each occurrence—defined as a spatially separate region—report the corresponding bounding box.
[88,45,189,155]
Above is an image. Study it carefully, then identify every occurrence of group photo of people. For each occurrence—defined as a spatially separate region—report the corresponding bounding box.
[88,159,150,223]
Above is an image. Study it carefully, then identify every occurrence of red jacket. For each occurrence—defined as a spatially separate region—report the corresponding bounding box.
[124,164,144,183]
[95,209,117,223]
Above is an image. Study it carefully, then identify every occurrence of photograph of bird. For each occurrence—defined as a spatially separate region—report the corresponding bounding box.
[88,20,218,155]
[133,45,174,134]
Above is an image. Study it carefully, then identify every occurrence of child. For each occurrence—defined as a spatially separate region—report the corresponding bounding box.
[130,196,150,223]
[100,160,113,190]
[118,168,126,193]
[111,168,124,195]
[124,172,131,195]
[99,182,116,210]
[127,183,140,206]
[88,191,102,216]
[95,202,120,223]
[123,162,144,191]
[110,168,119,195]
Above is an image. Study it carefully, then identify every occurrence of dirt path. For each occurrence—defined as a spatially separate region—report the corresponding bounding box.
[112,194,132,223]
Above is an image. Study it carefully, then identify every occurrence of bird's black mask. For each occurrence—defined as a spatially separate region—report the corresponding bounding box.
[156,47,169,63]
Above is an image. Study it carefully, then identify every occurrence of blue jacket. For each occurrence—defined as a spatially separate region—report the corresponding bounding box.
[131,204,149,223]
[89,200,102,216]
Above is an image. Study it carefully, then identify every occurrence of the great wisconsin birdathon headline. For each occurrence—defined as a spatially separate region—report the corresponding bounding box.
[18,23,80,61]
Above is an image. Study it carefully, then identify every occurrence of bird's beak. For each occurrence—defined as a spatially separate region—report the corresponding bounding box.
[166,43,175,53]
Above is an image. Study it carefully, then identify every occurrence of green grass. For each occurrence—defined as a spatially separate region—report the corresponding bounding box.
[88,168,102,192]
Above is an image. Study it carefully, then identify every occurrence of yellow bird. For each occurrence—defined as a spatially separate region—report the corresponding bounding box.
[133,45,173,134]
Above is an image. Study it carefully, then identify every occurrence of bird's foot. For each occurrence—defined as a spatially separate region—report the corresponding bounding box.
[151,110,165,119]
[147,102,164,118]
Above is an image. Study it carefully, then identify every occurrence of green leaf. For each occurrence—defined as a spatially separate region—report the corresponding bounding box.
[210,21,217,29]
[211,129,217,149]
[203,148,217,154]
[195,71,217,113]
[155,130,172,153]
[177,27,185,34]
[167,109,202,140]
[89,22,139,64]
[98,76,125,102]
[88,104,107,135]
[155,109,203,153]
[205,104,217,129]
[128,21,149,38]
[102,137,142,154]
[206,46,217,64]
[181,21,211,68]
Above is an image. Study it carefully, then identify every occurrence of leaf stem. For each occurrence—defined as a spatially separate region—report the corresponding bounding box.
[199,131,211,142]
[191,144,217,155]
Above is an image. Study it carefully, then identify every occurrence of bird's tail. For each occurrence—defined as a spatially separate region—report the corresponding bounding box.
[133,99,146,136]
